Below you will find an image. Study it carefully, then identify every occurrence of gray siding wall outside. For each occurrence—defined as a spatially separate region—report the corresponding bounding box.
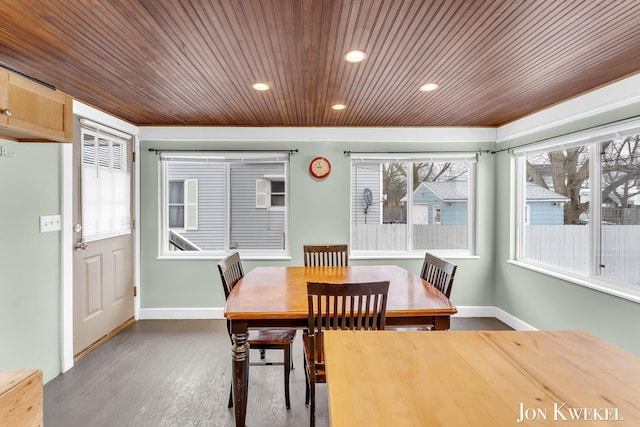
[352,162,382,225]
[168,162,226,250]
[168,161,286,251]
[230,162,286,250]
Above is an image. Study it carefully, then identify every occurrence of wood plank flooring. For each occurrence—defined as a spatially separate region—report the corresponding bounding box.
[44,317,511,427]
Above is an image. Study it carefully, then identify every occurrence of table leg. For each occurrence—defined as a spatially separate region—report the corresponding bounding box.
[231,321,249,427]
[433,315,451,331]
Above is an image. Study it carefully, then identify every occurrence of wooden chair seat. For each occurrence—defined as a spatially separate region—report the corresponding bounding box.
[248,329,296,346]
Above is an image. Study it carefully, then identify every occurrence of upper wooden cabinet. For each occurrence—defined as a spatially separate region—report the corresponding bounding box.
[0,68,73,143]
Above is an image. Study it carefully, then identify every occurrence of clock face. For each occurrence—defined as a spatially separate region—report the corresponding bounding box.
[309,156,331,179]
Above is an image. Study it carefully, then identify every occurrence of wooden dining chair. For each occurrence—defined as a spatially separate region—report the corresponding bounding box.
[421,252,457,299]
[304,280,389,427]
[217,252,297,409]
[303,244,348,266]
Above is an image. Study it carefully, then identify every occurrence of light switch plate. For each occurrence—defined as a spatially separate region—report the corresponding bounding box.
[40,214,62,232]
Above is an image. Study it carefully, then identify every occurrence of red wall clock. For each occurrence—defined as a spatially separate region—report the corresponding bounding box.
[309,156,331,179]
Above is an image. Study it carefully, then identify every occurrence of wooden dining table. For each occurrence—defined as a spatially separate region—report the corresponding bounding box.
[223,264,457,427]
[323,329,640,426]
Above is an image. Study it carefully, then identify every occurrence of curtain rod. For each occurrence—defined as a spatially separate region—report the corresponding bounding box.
[344,150,490,157]
[149,148,298,155]
[492,114,640,155]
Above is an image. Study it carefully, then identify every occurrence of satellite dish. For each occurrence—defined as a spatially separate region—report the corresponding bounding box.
[363,188,373,206]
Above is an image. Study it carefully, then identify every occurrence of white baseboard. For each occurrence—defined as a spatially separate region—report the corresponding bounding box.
[453,306,497,318]
[494,307,538,331]
[138,307,225,320]
[454,306,538,331]
[138,305,536,330]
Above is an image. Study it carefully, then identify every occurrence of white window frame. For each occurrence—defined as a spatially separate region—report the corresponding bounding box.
[267,176,286,209]
[256,175,286,210]
[349,152,477,258]
[168,179,198,231]
[513,117,640,300]
[159,151,289,259]
[255,179,271,208]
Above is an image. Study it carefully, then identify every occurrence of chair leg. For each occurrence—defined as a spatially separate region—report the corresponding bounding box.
[304,356,310,405]
[284,344,291,409]
[228,383,233,408]
[309,376,315,427]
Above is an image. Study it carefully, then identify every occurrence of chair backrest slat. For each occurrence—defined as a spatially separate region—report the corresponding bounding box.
[420,252,457,298]
[217,252,245,340]
[307,281,389,364]
[303,244,348,266]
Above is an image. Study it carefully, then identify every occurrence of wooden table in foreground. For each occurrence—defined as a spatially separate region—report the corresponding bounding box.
[0,370,43,427]
[324,330,640,427]
[224,265,457,427]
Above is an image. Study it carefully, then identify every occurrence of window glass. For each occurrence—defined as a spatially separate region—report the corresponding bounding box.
[516,126,640,289]
[168,180,185,228]
[351,155,475,254]
[160,153,288,256]
[522,146,590,274]
[600,135,640,284]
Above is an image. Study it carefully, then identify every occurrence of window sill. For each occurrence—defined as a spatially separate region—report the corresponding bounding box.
[507,259,640,304]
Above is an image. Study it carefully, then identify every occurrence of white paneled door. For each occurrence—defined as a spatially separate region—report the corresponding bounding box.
[72,124,134,355]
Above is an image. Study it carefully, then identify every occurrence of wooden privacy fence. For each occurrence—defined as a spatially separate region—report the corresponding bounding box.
[525,225,640,285]
[352,223,639,285]
[351,224,468,251]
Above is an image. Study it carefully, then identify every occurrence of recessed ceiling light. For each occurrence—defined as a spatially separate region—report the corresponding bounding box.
[331,104,346,110]
[252,82,270,91]
[419,83,439,92]
[344,50,367,63]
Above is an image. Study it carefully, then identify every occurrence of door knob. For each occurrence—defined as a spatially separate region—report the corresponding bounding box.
[75,240,88,251]
[2,109,11,117]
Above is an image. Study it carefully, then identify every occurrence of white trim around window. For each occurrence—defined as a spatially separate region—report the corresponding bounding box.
[513,117,640,299]
[158,151,290,258]
[349,152,477,257]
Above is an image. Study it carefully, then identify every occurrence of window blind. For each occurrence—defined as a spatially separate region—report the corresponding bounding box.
[80,126,132,242]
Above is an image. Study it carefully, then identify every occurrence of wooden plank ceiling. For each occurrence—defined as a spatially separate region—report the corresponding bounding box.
[1,0,640,127]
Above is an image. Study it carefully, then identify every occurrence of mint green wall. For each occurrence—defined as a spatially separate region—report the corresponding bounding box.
[139,138,496,309]
[493,108,640,356]
[0,138,62,382]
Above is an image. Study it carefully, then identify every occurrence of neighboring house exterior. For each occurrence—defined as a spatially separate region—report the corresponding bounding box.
[524,182,570,225]
[387,181,567,226]
[167,161,286,251]
[410,181,468,225]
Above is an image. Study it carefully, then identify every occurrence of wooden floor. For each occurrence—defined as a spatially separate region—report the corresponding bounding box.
[44,317,511,427]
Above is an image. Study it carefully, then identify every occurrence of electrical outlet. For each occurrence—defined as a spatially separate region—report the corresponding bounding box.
[40,214,62,232]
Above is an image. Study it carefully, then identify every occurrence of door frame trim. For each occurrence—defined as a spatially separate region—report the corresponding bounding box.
[61,142,73,372]
[61,101,139,373]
